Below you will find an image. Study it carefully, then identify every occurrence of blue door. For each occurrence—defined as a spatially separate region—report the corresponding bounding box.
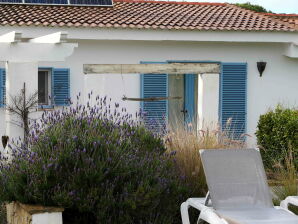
[184,74,196,125]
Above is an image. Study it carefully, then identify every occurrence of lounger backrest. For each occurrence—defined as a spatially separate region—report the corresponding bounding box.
[200,149,273,210]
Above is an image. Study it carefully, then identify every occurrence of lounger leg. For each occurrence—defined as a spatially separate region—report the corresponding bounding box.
[181,202,191,224]
[198,192,211,224]
[197,214,205,224]
[280,196,298,211]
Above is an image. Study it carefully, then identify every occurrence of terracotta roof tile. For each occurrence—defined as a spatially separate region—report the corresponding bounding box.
[263,13,298,30]
[0,0,295,32]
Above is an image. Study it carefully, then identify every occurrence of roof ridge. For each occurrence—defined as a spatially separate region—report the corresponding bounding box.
[113,0,226,6]
[263,13,298,17]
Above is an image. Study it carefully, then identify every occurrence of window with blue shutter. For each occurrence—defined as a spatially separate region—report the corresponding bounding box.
[141,73,168,132]
[220,63,247,139]
[52,68,70,106]
[0,68,5,107]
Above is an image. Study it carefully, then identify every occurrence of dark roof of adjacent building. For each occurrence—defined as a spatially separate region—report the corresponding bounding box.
[0,0,295,32]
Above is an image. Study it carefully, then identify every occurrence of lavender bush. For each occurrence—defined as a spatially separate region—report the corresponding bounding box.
[0,95,190,223]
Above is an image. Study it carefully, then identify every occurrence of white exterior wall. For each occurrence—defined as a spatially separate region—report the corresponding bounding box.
[32,212,63,224]
[198,73,220,130]
[0,31,298,148]
[5,62,38,141]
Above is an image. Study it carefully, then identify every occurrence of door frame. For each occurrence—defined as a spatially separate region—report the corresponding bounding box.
[167,60,221,123]
[140,60,221,128]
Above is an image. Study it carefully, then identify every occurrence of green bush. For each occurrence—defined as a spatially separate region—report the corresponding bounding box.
[0,97,191,224]
[256,106,298,170]
[235,2,272,13]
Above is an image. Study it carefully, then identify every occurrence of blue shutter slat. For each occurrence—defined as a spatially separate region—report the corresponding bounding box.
[141,73,168,131]
[52,68,70,106]
[0,68,5,107]
[221,63,247,140]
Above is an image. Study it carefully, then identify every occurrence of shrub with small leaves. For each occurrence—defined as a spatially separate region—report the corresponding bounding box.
[256,105,298,171]
[235,2,272,13]
[0,95,191,224]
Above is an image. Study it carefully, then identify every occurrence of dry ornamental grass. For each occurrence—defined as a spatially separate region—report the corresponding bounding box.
[165,121,246,196]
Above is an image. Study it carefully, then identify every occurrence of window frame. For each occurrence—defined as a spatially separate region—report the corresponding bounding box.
[38,68,52,107]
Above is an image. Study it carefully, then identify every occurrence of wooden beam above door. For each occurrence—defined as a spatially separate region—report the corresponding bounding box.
[83,63,220,75]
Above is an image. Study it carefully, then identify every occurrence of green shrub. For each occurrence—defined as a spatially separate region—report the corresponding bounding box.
[235,2,272,13]
[0,96,191,224]
[256,106,298,170]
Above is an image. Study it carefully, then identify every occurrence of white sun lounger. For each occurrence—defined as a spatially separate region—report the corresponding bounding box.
[181,148,298,224]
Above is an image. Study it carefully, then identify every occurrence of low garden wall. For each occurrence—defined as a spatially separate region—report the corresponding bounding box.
[6,202,63,224]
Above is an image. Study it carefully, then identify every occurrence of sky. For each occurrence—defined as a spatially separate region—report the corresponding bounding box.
[193,0,298,14]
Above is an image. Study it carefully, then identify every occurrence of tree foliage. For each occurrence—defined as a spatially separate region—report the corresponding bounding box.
[235,2,272,13]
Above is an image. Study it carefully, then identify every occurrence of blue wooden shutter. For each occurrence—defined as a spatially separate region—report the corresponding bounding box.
[52,68,70,106]
[141,73,168,132]
[220,63,247,139]
[184,74,196,124]
[0,68,5,107]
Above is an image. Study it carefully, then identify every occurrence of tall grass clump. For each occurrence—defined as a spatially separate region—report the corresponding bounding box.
[0,95,191,224]
[165,120,246,196]
[272,149,298,213]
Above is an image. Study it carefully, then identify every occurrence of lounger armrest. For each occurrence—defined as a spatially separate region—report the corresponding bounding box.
[280,196,298,210]
[181,198,228,224]
[183,198,207,211]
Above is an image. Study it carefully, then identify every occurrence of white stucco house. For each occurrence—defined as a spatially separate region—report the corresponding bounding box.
[0,0,297,148]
